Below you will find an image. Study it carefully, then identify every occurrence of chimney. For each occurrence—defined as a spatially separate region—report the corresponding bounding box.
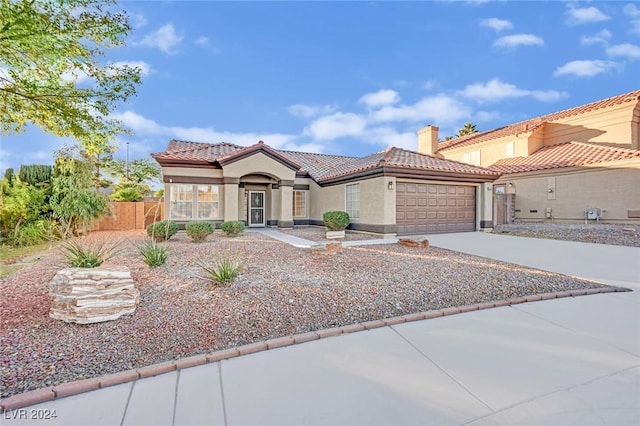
[417,125,439,156]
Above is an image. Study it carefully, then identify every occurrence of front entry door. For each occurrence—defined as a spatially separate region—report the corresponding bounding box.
[248,191,265,227]
[494,185,507,226]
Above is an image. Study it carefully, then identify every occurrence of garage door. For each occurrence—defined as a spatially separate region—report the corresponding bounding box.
[396,182,475,235]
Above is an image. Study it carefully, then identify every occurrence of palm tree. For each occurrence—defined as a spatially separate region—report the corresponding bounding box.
[457,122,479,137]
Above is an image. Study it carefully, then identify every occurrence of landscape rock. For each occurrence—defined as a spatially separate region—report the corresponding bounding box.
[398,238,429,248]
[49,267,140,324]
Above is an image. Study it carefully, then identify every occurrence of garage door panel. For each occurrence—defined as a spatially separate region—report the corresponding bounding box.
[397,183,476,235]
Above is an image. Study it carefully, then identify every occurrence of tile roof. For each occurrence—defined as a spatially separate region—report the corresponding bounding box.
[438,89,640,152]
[489,141,640,174]
[152,140,244,162]
[152,140,498,182]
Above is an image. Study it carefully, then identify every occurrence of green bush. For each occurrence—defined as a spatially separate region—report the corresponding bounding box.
[146,220,178,242]
[185,221,215,242]
[61,239,119,268]
[323,211,350,231]
[10,220,52,247]
[198,254,245,286]
[136,240,168,267]
[220,221,245,237]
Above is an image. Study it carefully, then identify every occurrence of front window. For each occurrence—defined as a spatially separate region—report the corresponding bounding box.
[197,185,219,219]
[170,184,219,219]
[345,183,360,219]
[505,142,515,157]
[171,184,193,219]
[462,150,481,166]
[293,190,306,217]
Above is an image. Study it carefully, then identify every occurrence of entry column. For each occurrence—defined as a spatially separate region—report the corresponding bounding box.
[223,177,240,222]
[278,180,294,228]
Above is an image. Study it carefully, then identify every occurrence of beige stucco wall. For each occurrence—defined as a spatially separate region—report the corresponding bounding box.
[494,160,640,223]
[441,101,639,167]
[540,103,637,149]
[442,133,531,167]
[222,152,296,181]
[309,176,395,226]
[161,167,223,179]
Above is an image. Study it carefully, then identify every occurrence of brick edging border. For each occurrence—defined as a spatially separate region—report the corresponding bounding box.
[0,286,631,412]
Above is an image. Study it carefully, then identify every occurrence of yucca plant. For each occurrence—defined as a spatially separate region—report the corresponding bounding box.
[198,254,245,286]
[60,239,120,268]
[136,240,168,267]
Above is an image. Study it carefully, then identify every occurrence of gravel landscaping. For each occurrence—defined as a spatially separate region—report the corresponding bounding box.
[278,226,378,242]
[493,223,640,247]
[1,230,610,398]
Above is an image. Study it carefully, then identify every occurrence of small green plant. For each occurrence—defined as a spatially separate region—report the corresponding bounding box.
[198,254,245,286]
[185,221,215,242]
[136,240,168,267]
[60,239,119,268]
[323,211,350,231]
[220,221,245,237]
[146,220,178,242]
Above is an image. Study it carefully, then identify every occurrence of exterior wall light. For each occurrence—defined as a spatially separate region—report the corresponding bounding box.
[388,181,394,190]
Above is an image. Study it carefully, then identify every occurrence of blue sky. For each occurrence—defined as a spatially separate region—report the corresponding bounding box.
[2,1,640,173]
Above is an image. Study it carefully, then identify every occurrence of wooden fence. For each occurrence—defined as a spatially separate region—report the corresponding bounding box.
[93,201,164,231]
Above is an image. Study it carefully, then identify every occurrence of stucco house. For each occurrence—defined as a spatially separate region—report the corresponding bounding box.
[151,141,499,235]
[417,89,640,225]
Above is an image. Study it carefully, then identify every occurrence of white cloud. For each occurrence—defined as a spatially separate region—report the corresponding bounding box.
[624,3,640,17]
[195,36,209,46]
[364,127,417,151]
[111,61,152,77]
[305,112,367,140]
[112,110,298,149]
[371,94,471,126]
[553,60,617,77]
[580,29,611,45]
[130,13,148,29]
[480,18,513,32]
[422,80,437,91]
[606,43,640,60]
[358,89,401,109]
[287,104,337,119]
[136,24,183,54]
[493,34,544,49]
[565,6,610,26]
[458,79,566,103]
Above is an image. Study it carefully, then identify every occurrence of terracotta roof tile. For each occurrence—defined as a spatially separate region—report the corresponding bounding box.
[489,141,640,174]
[152,140,244,162]
[152,141,499,181]
[438,89,640,152]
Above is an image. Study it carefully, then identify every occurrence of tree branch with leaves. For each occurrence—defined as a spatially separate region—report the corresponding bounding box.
[0,0,142,155]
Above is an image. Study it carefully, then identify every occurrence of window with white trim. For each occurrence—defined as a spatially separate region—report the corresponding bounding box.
[292,190,306,217]
[462,150,481,166]
[170,184,193,219]
[505,142,515,157]
[170,184,220,219]
[197,185,219,219]
[345,183,360,219]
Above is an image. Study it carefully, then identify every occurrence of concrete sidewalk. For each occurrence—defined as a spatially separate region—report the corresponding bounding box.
[2,233,639,426]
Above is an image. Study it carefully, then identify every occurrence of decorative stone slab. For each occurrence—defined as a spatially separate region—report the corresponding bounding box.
[49,267,140,324]
[325,230,345,239]
[398,238,429,248]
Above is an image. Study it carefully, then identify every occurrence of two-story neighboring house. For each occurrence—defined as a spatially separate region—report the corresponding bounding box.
[417,90,640,225]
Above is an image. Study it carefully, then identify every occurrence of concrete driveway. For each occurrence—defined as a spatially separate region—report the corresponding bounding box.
[2,233,639,426]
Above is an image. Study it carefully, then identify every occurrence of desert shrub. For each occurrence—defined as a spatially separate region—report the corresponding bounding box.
[198,254,245,286]
[220,221,245,237]
[146,220,178,242]
[185,221,215,242]
[323,211,350,231]
[136,240,168,267]
[10,220,52,247]
[61,239,119,268]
